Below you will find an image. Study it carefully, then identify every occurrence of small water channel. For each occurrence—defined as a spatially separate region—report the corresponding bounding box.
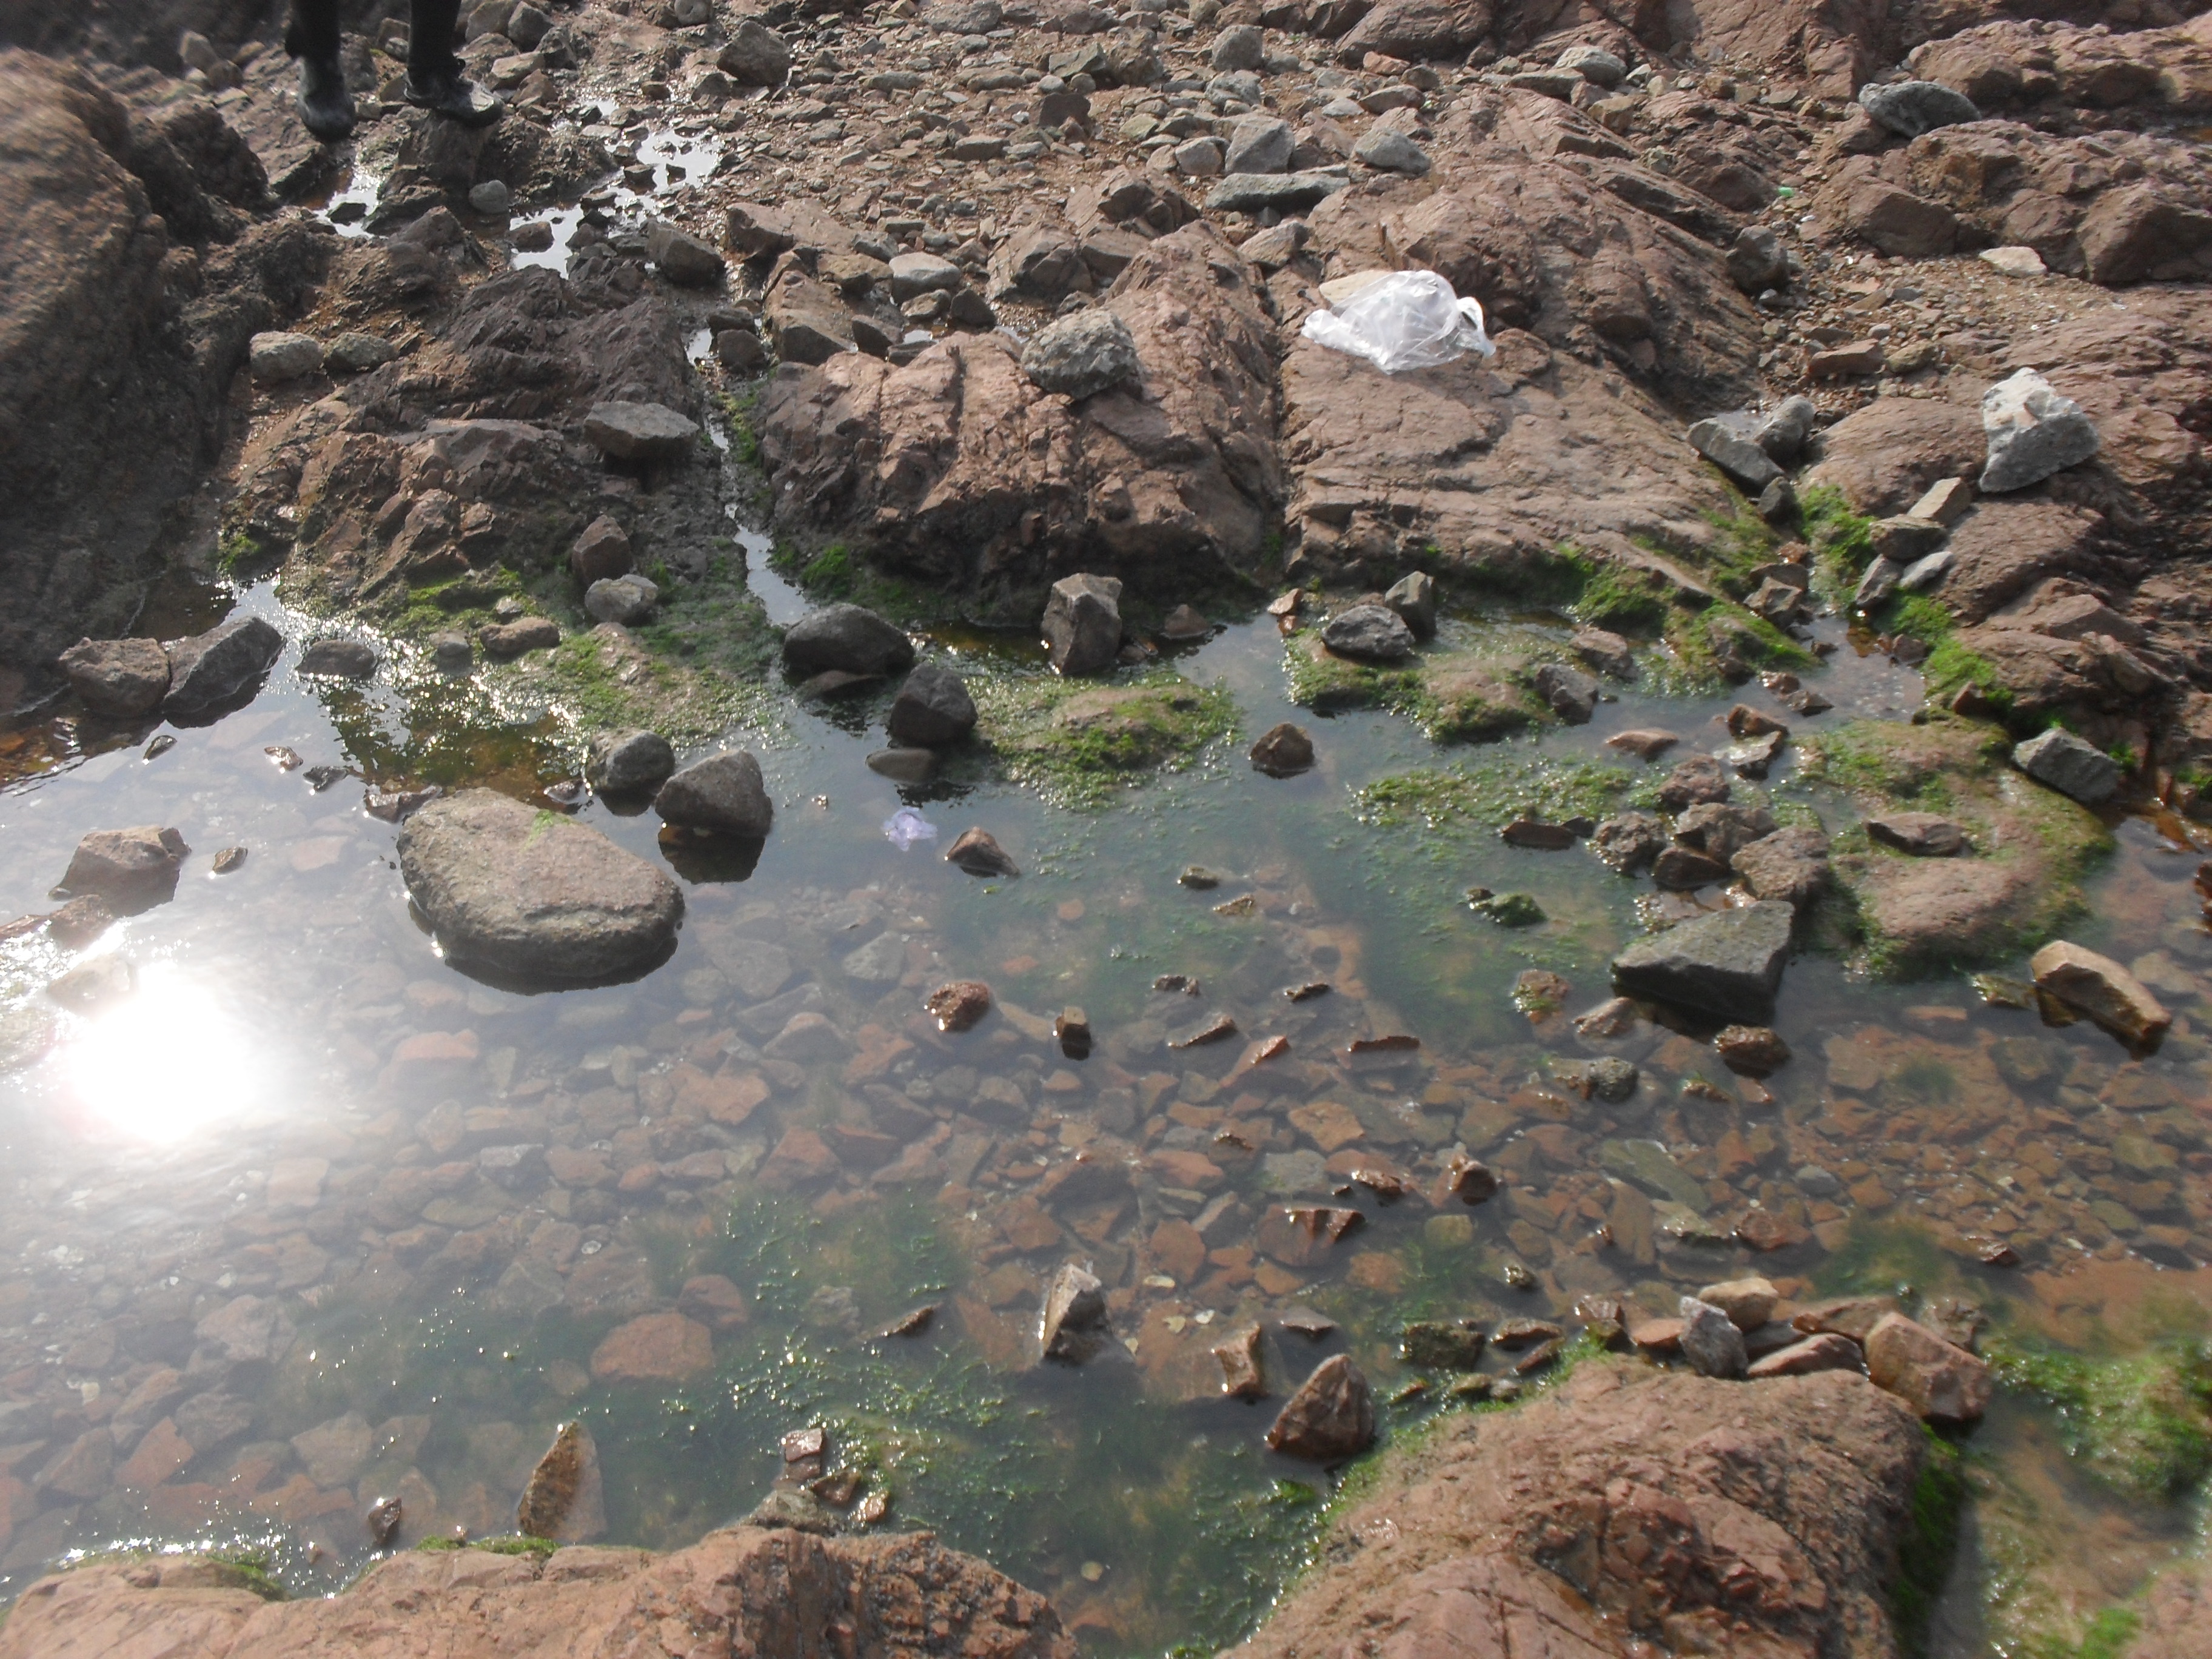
[1,553,2208,1652]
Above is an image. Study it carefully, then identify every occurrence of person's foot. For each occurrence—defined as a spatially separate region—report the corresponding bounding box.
[296,55,356,141]
[402,69,503,127]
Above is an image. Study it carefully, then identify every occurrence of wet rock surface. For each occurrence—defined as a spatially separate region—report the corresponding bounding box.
[397,789,684,984]
[0,1527,1076,1659]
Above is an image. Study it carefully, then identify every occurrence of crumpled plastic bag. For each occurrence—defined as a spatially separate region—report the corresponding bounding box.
[1301,270,1496,374]
[882,806,938,850]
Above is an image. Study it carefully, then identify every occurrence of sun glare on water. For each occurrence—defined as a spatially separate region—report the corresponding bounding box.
[63,959,270,1142]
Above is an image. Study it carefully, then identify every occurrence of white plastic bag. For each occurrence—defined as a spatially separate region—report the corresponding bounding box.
[882,807,937,850]
[1301,270,1496,374]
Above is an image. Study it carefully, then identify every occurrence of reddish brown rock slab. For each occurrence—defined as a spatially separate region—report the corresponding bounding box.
[1265,1353,1375,1460]
[1228,1362,1926,1659]
[588,1312,714,1384]
[1748,1332,1866,1379]
[0,1528,1076,1659]
[1863,1312,1993,1424]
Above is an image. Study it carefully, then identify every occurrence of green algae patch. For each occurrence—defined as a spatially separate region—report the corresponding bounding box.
[1891,1429,1966,1656]
[1357,752,1645,832]
[1795,716,2110,976]
[525,628,770,748]
[1801,483,1877,605]
[1283,632,1541,742]
[415,1533,558,1558]
[1986,1338,2212,1501]
[971,671,1238,808]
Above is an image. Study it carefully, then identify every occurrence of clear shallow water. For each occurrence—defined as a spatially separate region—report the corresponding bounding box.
[1,570,2209,1652]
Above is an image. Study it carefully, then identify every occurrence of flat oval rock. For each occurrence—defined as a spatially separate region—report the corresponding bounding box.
[397,788,683,984]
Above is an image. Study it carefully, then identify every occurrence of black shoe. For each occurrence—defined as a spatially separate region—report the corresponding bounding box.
[296,55,356,141]
[402,69,503,127]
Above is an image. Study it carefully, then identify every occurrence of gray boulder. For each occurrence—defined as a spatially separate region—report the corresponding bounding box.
[396,790,684,982]
[1678,1297,1749,1379]
[886,663,979,746]
[1980,369,2100,493]
[326,332,398,374]
[1321,603,1415,663]
[586,730,677,797]
[1687,418,1783,493]
[1732,826,1832,908]
[583,401,700,464]
[1021,308,1141,400]
[1726,226,1788,293]
[1858,79,1980,138]
[1384,571,1436,640]
[1534,662,1600,723]
[1354,129,1430,176]
[2013,726,2119,804]
[248,330,322,384]
[655,750,775,837]
[717,18,793,85]
[1854,556,1903,609]
[163,615,283,719]
[297,637,378,679]
[1222,114,1293,175]
[1755,397,1817,461]
[1205,172,1349,213]
[1557,44,1626,86]
[585,574,659,626]
[58,825,189,909]
[645,221,725,287]
[1210,23,1264,70]
[57,637,170,717]
[782,603,916,678]
[1042,574,1124,675]
[1611,900,1794,1021]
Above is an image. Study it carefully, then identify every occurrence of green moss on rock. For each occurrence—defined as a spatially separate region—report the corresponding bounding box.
[1987,1338,2212,1500]
[1356,752,1646,831]
[972,670,1238,808]
[1282,632,1541,743]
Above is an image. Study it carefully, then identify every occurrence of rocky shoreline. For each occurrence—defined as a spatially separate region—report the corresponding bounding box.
[5,0,2212,1651]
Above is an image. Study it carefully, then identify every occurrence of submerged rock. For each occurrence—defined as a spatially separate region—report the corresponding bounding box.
[655,751,774,838]
[397,789,683,983]
[1610,900,1794,1022]
[1265,1354,1374,1460]
[56,826,189,910]
[515,1421,606,1543]
[1040,1262,1109,1362]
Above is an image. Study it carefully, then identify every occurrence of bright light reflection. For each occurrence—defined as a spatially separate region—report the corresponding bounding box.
[65,959,269,1142]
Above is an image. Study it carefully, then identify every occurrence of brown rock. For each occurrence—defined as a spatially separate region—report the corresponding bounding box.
[946,828,1020,877]
[760,223,1284,613]
[2032,940,2172,1048]
[1865,811,1967,857]
[589,1312,714,1382]
[1214,1324,1269,1399]
[0,1526,1075,1659]
[1714,1024,1790,1074]
[1230,1364,1926,1659]
[926,980,993,1033]
[56,825,189,908]
[1265,1353,1374,1460]
[1863,1312,1992,1424]
[1250,721,1315,776]
[569,515,634,583]
[1606,728,1679,759]
[1748,1333,1864,1379]
[677,1275,751,1331]
[515,1421,606,1543]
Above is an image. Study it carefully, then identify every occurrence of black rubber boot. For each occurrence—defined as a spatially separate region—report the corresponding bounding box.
[295,53,356,141]
[402,68,503,126]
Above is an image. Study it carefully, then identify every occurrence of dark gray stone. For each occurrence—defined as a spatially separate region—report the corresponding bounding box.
[1205,171,1350,213]
[886,662,978,746]
[1858,78,1981,138]
[1383,571,1436,640]
[782,603,917,678]
[1021,307,1141,399]
[655,750,776,837]
[1042,573,1124,675]
[586,730,677,797]
[1534,661,1600,723]
[1610,900,1794,1022]
[583,401,700,464]
[1223,113,1293,174]
[1321,603,1415,662]
[2013,727,2119,804]
[163,615,283,719]
[1678,1296,1749,1379]
[57,637,170,716]
[297,637,378,679]
[1687,418,1784,493]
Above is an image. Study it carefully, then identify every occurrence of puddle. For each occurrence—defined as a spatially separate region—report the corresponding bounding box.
[1,572,2210,1653]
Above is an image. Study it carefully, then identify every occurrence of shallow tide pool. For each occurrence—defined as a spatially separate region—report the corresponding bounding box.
[1,565,2208,1655]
